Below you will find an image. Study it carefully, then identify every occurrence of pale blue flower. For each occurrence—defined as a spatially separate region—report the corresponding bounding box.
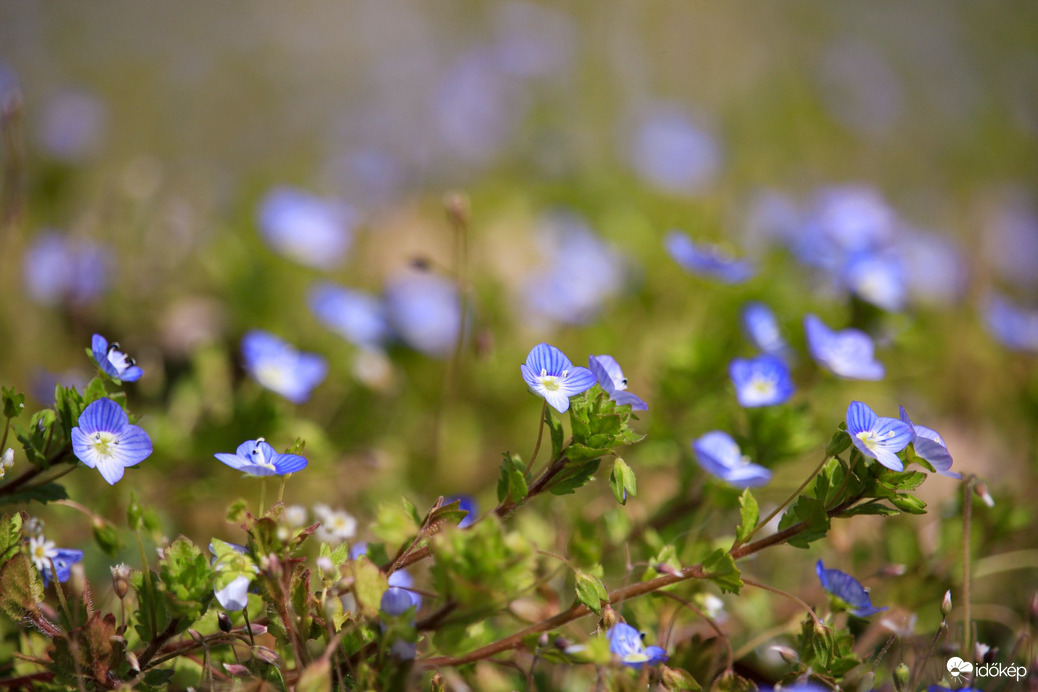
[628,106,721,196]
[983,293,1038,353]
[211,539,257,611]
[899,407,960,479]
[215,439,308,477]
[71,398,153,485]
[91,334,143,383]
[741,302,788,357]
[842,250,906,311]
[804,314,885,380]
[520,343,596,413]
[258,187,355,269]
[380,587,418,659]
[845,401,913,472]
[665,231,754,283]
[816,559,887,617]
[241,330,327,403]
[588,355,647,411]
[607,623,667,669]
[23,231,110,306]
[309,282,388,348]
[29,536,83,586]
[729,355,795,408]
[692,431,771,488]
[38,89,108,161]
[384,273,462,358]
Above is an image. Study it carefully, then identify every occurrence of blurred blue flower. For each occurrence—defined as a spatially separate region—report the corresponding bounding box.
[71,398,153,485]
[447,495,479,529]
[241,330,327,403]
[23,231,110,306]
[741,302,789,357]
[982,188,1038,290]
[380,587,418,659]
[845,401,913,472]
[928,687,981,692]
[491,1,574,79]
[384,273,462,358]
[842,250,906,311]
[692,431,771,488]
[309,282,388,348]
[808,184,896,255]
[665,231,754,283]
[983,293,1038,353]
[899,407,960,479]
[214,439,308,477]
[729,355,795,408]
[211,539,256,611]
[214,575,251,612]
[91,334,143,383]
[29,536,83,587]
[349,543,419,607]
[899,228,968,305]
[258,186,355,270]
[628,106,722,196]
[816,559,887,617]
[37,89,108,161]
[804,314,885,380]
[607,623,667,669]
[589,355,648,411]
[522,212,625,325]
[520,343,596,413]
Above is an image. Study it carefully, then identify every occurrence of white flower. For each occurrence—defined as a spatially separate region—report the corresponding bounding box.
[283,505,308,528]
[28,536,57,572]
[314,505,357,545]
[0,448,13,479]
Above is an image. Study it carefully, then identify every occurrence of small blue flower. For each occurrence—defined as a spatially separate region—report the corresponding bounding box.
[520,343,596,413]
[816,560,887,617]
[447,495,479,529]
[842,251,906,312]
[71,398,153,485]
[728,354,795,408]
[588,355,648,411]
[804,314,885,380]
[91,334,143,382]
[379,586,419,659]
[351,543,420,608]
[628,106,721,196]
[23,231,110,306]
[308,282,388,348]
[607,623,668,669]
[29,537,83,586]
[741,302,789,357]
[845,401,913,472]
[241,330,327,404]
[692,431,771,488]
[983,293,1038,354]
[210,539,257,611]
[383,273,462,358]
[214,439,308,477]
[899,407,960,479]
[665,231,754,283]
[257,187,354,269]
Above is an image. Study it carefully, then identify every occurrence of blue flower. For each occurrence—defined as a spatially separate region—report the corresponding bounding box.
[71,398,153,485]
[91,334,143,383]
[210,539,257,611]
[588,355,648,411]
[607,623,668,669]
[257,187,354,269]
[23,231,110,306]
[983,293,1038,354]
[383,273,462,358]
[351,543,420,608]
[241,330,327,404]
[899,407,961,479]
[845,401,913,472]
[816,560,887,617]
[628,106,722,196]
[214,439,308,477]
[692,431,771,488]
[804,314,885,380]
[841,251,906,312]
[28,536,83,586]
[447,495,479,529]
[308,282,388,348]
[741,302,789,357]
[38,89,108,161]
[665,231,754,283]
[379,587,418,659]
[728,355,795,408]
[520,343,596,413]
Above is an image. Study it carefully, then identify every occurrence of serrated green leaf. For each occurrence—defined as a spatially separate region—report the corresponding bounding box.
[548,459,600,496]
[349,556,388,619]
[736,489,758,544]
[1,387,25,419]
[778,497,831,549]
[546,407,565,461]
[0,513,23,566]
[82,377,108,405]
[0,482,68,507]
[702,549,742,594]
[497,453,528,504]
[574,570,608,615]
[427,499,469,529]
[158,536,215,623]
[0,553,44,625]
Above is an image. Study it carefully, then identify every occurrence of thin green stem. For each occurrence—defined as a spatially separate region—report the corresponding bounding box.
[740,454,831,546]
[0,417,11,452]
[259,478,267,517]
[963,475,974,660]
[741,576,822,627]
[135,528,158,639]
[49,560,75,629]
[524,401,548,476]
[277,477,287,505]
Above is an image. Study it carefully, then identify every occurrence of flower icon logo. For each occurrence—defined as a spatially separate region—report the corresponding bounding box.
[946,656,974,678]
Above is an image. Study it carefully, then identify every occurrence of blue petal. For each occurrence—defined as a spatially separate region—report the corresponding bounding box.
[119,365,144,383]
[77,398,129,435]
[91,333,108,360]
[273,453,308,475]
[588,355,624,393]
[559,366,596,397]
[816,560,883,615]
[728,358,753,388]
[845,401,877,437]
[871,446,905,472]
[873,417,913,453]
[215,453,250,470]
[524,343,572,377]
[611,390,648,411]
[718,463,772,488]
[541,388,572,413]
[519,363,542,391]
[914,437,959,478]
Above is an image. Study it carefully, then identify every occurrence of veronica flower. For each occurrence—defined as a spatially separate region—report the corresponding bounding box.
[804,314,885,380]
[845,401,913,472]
[241,330,327,404]
[899,407,960,479]
[729,355,795,408]
[983,293,1038,353]
[28,537,84,586]
[628,106,721,196]
[211,539,257,611]
[588,355,647,411]
[842,251,906,312]
[380,587,418,659]
[71,398,153,485]
[91,334,143,382]
[308,282,388,348]
[816,559,887,617]
[741,302,788,357]
[383,273,462,358]
[520,343,596,413]
[215,439,307,477]
[692,431,771,488]
[257,187,354,270]
[607,623,667,669]
[665,231,754,283]
[350,543,420,608]
[23,231,110,306]
[313,504,357,544]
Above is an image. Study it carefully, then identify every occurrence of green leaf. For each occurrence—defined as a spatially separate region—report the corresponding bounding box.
[0,513,23,566]
[548,459,600,496]
[889,494,927,514]
[609,457,637,504]
[735,489,758,544]
[426,499,469,530]
[1,387,25,419]
[702,549,742,594]
[778,497,831,549]
[226,498,248,524]
[546,407,565,461]
[82,377,108,405]
[92,522,122,557]
[825,426,852,457]
[402,496,422,526]
[0,482,68,507]
[0,553,44,625]
[661,666,703,691]
[842,501,899,517]
[349,556,388,619]
[158,536,215,624]
[497,452,528,504]
[574,570,609,615]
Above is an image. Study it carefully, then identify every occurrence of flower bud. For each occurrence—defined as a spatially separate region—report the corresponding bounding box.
[770,645,799,665]
[600,604,619,630]
[126,651,140,674]
[223,663,249,677]
[443,190,471,229]
[111,563,130,600]
[253,645,280,665]
[218,612,233,633]
[941,590,953,618]
[893,662,910,691]
[973,482,995,507]
[855,671,876,692]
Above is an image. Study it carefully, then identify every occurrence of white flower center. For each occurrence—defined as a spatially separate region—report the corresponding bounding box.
[750,376,776,398]
[538,368,566,392]
[856,431,878,451]
[91,431,120,457]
